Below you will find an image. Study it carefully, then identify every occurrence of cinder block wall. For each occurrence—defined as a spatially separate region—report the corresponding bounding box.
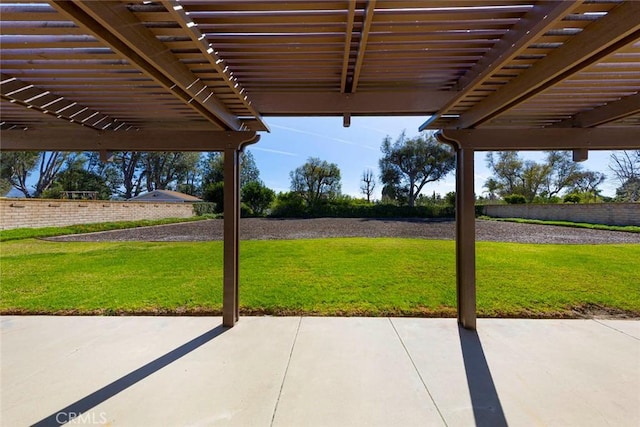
[0,199,195,230]
[482,203,639,226]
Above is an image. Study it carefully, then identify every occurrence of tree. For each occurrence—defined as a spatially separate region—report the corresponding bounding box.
[200,150,262,212]
[360,169,376,202]
[32,152,72,197]
[0,152,39,197]
[615,177,640,202]
[290,157,341,207]
[202,150,260,190]
[542,151,582,198]
[379,132,455,207]
[141,152,200,192]
[520,160,549,202]
[240,150,260,188]
[0,151,71,197]
[485,150,590,202]
[202,181,224,212]
[44,168,111,200]
[483,178,500,201]
[242,181,275,216]
[485,151,524,197]
[0,178,11,197]
[112,151,144,199]
[571,171,606,203]
[610,150,640,202]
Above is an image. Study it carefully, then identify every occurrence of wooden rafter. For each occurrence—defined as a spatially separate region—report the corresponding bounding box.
[551,92,640,128]
[1,73,132,131]
[452,1,640,129]
[159,0,268,131]
[421,0,580,130]
[50,0,241,131]
[340,0,356,94]
[349,0,376,93]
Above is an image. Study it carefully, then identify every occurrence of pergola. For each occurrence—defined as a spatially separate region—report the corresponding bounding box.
[1,1,639,329]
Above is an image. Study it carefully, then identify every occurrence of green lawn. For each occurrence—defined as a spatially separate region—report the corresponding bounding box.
[1,238,638,317]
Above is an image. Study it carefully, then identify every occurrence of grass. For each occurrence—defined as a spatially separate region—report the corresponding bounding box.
[1,238,638,317]
[0,216,214,242]
[480,216,640,233]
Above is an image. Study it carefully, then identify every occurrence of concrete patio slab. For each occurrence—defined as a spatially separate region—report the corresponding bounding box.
[1,316,639,427]
[271,317,444,427]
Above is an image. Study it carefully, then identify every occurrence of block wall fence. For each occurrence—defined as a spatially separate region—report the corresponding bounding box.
[482,203,639,226]
[0,198,195,230]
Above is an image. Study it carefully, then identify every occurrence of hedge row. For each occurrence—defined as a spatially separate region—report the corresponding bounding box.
[269,203,455,219]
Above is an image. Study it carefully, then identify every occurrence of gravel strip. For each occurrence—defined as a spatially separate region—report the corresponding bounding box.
[48,218,640,244]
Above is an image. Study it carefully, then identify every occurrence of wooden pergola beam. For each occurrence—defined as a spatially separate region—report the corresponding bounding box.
[50,0,241,131]
[0,128,259,152]
[250,90,458,115]
[453,1,640,129]
[438,128,640,150]
[551,93,640,128]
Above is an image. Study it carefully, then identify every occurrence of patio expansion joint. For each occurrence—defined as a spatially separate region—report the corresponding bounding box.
[592,319,640,341]
[388,318,449,427]
[269,316,303,427]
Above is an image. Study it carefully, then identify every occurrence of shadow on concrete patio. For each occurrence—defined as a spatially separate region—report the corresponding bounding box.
[31,324,228,427]
[459,325,507,427]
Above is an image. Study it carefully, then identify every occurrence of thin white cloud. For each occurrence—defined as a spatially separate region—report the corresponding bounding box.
[358,125,391,136]
[271,124,377,151]
[251,146,298,157]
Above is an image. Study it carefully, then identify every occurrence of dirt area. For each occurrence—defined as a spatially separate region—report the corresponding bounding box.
[49,218,640,244]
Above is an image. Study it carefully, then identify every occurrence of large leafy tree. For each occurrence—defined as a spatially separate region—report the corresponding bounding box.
[290,157,341,207]
[485,150,602,202]
[379,132,455,207]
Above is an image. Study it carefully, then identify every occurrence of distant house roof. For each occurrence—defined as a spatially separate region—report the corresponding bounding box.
[128,190,202,203]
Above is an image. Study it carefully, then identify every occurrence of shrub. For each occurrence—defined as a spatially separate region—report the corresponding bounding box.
[564,193,581,204]
[269,196,455,219]
[241,181,275,216]
[270,192,307,217]
[202,182,224,213]
[504,194,527,204]
[193,202,217,216]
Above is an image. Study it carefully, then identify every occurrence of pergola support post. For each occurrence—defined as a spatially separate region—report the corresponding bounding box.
[455,145,477,330]
[436,131,477,330]
[219,133,260,328]
[223,147,241,327]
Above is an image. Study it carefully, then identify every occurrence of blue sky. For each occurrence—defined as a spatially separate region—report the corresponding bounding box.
[250,116,620,199]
